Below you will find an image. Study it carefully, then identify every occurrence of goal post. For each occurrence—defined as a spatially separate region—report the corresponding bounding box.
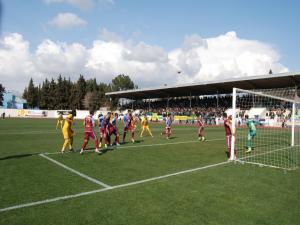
[231,87,299,170]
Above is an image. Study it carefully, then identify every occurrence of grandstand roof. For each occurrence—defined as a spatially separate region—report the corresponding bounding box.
[106,72,300,99]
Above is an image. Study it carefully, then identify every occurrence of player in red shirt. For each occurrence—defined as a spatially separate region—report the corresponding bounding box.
[197,114,205,141]
[223,113,235,159]
[80,110,100,154]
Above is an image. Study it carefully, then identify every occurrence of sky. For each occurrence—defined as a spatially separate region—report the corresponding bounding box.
[0,0,300,92]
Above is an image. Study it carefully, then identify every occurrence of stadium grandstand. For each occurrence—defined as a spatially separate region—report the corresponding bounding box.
[106,72,300,125]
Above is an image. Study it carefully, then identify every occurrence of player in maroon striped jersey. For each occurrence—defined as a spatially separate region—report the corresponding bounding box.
[80,110,100,154]
[223,113,235,159]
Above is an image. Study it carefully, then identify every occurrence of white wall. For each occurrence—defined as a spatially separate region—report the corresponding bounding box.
[0,109,93,119]
[0,108,19,117]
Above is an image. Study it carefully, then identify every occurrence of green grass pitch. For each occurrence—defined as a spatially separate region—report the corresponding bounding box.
[0,118,299,225]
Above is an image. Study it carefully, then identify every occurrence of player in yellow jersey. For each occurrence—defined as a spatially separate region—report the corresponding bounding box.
[140,114,153,138]
[61,110,75,153]
[56,113,64,130]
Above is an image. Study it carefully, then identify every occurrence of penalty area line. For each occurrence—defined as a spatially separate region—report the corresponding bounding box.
[0,160,230,213]
[39,154,111,188]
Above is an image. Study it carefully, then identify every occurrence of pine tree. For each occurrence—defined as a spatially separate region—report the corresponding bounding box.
[21,74,136,110]
[36,85,41,109]
[24,78,38,108]
[71,75,86,110]
[62,77,72,109]
[0,84,5,107]
[48,78,57,109]
[55,75,66,109]
[23,87,28,101]
[40,79,50,109]
[86,78,98,92]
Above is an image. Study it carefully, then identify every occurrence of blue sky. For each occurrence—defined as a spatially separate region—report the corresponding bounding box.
[1,0,299,91]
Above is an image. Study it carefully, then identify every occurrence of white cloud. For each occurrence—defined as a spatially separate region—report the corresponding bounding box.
[35,39,87,74]
[45,0,94,10]
[49,12,87,29]
[0,33,42,91]
[123,42,168,63]
[169,31,288,83]
[0,30,289,92]
[99,28,123,43]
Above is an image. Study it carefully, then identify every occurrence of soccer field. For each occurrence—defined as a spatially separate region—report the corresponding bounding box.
[0,118,299,225]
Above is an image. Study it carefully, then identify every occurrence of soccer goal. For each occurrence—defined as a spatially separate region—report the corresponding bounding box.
[230,87,299,170]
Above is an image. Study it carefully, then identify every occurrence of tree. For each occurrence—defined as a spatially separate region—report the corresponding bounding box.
[63,77,72,109]
[48,78,57,109]
[55,75,67,109]
[110,74,136,92]
[0,84,5,106]
[86,78,98,92]
[110,74,136,108]
[23,78,38,108]
[70,75,86,110]
[36,85,41,109]
[98,82,110,107]
[40,79,50,109]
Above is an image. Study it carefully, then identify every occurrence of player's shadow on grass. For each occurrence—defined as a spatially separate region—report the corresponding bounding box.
[84,147,111,154]
[225,151,230,158]
[0,153,40,161]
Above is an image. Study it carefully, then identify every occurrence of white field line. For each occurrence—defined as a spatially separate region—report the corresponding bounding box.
[239,145,299,161]
[111,161,230,189]
[45,138,225,155]
[0,189,109,213]
[39,154,111,188]
[0,160,229,213]
[0,131,59,135]
[237,161,292,170]
[0,130,87,135]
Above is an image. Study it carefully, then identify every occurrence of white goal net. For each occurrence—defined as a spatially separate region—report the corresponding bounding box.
[231,87,299,170]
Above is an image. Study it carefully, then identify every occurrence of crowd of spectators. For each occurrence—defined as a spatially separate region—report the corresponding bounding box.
[120,94,292,125]
[121,96,232,118]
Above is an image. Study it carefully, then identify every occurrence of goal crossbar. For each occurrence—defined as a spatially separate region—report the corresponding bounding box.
[235,88,300,104]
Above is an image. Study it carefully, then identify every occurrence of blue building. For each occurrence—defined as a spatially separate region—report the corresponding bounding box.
[1,91,27,109]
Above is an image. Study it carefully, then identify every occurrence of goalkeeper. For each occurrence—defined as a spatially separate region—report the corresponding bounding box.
[245,115,256,153]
